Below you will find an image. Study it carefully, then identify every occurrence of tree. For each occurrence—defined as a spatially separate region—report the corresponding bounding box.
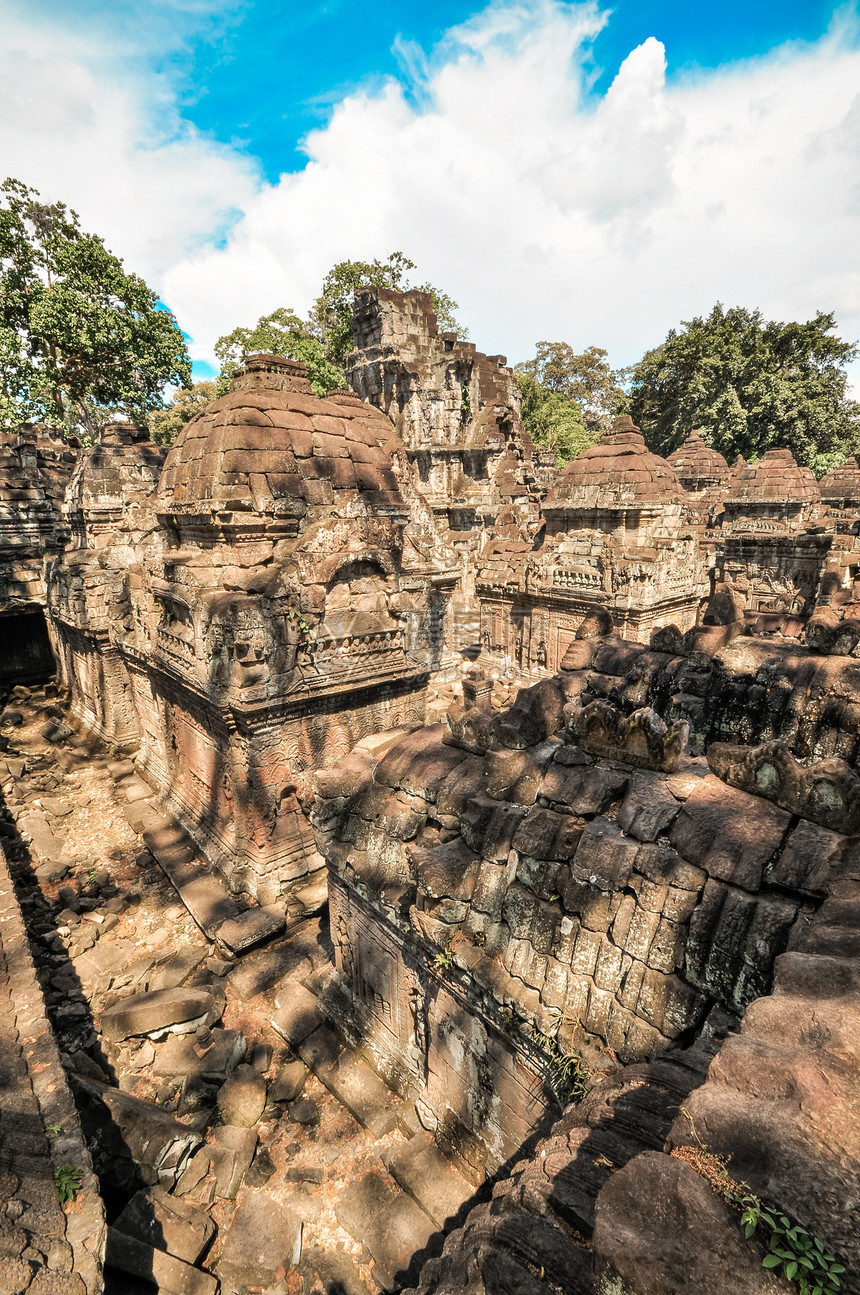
[310,252,466,367]
[514,371,596,466]
[214,307,343,398]
[0,178,190,436]
[515,342,625,435]
[627,304,860,473]
[148,379,217,447]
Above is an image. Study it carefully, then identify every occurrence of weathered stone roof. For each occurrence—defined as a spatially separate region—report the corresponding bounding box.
[666,430,728,485]
[725,448,819,506]
[157,355,405,518]
[819,456,860,508]
[68,423,164,517]
[544,416,684,511]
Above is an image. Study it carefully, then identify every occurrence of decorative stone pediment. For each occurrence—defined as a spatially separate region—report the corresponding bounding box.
[707,739,860,833]
[564,700,689,772]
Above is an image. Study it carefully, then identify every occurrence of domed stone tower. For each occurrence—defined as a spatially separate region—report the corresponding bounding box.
[722,448,820,530]
[819,456,860,517]
[543,415,685,538]
[477,417,712,663]
[667,429,728,487]
[717,448,830,615]
[667,430,729,519]
[116,355,449,904]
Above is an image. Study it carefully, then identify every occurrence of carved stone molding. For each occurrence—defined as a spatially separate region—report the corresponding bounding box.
[564,700,689,772]
[707,738,860,833]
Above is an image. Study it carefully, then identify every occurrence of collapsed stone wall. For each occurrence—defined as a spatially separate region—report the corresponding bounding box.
[312,608,860,1290]
[312,663,834,1180]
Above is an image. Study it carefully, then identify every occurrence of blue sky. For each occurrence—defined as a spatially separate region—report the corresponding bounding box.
[170,0,844,181]
[3,0,860,383]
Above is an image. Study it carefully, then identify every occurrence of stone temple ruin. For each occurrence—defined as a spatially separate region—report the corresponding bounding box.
[0,286,857,1295]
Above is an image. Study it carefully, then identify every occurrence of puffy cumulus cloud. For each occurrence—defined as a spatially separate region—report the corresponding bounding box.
[161,0,860,377]
[5,0,860,380]
[0,2,259,288]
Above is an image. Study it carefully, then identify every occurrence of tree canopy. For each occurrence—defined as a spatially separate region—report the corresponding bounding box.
[514,372,595,466]
[514,341,625,465]
[214,307,342,399]
[627,304,860,474]
[0,178,190,437]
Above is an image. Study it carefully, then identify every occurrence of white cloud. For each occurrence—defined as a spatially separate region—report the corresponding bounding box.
[0,2,259,292]
[4,0,860,386]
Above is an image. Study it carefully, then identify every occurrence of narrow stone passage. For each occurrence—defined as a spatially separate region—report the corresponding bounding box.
[0,685,477,1294]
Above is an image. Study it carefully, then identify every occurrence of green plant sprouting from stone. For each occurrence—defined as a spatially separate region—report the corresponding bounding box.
[433,947,455,970]
[737,1196,844,1294]
[529,1015,589,1104]
[53,1164,82,1204]
[286,605,316,642]
[676,1112,845,1295]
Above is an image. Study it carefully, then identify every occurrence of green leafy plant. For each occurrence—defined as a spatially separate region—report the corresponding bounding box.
[738,1197,844,1294]
[674,1113,845,1295]
[286,605,316,642]
[497,1007,521,1034]
[528,1016,589,1104]
[432,948,455,971]
[45,1122,61,1135]
[53,1164,82,1204]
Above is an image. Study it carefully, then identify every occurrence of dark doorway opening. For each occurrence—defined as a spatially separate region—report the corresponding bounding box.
[0,608,56,686]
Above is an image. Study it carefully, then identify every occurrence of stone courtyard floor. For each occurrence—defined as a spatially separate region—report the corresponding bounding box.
[0,686,475,1294]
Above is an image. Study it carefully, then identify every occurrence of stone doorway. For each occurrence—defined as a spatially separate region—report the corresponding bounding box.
[0,608,55,686]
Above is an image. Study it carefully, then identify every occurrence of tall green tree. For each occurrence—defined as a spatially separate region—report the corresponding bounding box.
[514,371,596,466]
[515,342,625,436]
[628,304,860,473]
[0,178,190,436]
[214,307,343,398]
[310,252,466,367]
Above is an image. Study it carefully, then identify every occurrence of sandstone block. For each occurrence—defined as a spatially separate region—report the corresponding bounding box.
[106,1228,217,1295]
[617,771,681,842]
[218,904,286,953]
[153,1027,246,1081]
[113,1186,214,1264]
[218,1193,301,1289]
[669,775,791,891]
[271,984,322,1048]
[217,1064,267,1128]
[538,764,628,815]
[570,817,639,893]
[101,987,214,1041]
[269,1058,308,1103]
[208,1124,257,1199]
